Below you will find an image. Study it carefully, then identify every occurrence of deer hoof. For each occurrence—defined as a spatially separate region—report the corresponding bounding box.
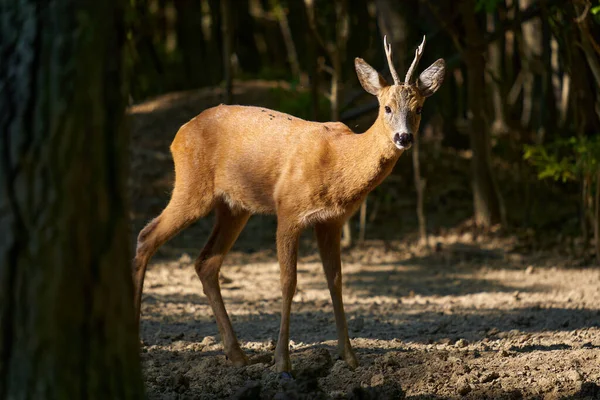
[344,351,359,369]
[227,351,249,367]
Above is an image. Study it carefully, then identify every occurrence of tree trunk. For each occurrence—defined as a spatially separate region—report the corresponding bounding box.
[375,0,410,77]
[175,0,206,88]
[487,12,509,135]
[130,0,166,100]
[270,0,303,83]
[540,1,557,138]
[221,0,234,104]
[248,0,273,70]
[307,29,321,120]
[461,0,504,227]
[359,197,367,243]
[518,0,543,132]
[0,1,143,398]
[412,135,428,245]
[329,0,348,123]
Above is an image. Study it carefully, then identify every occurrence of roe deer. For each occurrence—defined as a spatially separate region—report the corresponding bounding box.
[133,36,444,373]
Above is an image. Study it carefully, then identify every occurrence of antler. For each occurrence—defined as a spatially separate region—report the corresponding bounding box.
[404,35,426,85]
[383,35,400,86]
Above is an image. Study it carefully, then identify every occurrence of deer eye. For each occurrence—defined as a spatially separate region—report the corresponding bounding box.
[385,106,392,114]
[416,107,423,115]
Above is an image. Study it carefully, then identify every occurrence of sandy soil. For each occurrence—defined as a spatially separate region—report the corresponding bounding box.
[129,83,600,399]
[138,238,600,400]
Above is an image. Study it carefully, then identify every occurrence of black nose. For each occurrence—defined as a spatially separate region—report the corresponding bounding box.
[398,133,413,147]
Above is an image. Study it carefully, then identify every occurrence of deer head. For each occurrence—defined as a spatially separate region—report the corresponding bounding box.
[355,36,445,150]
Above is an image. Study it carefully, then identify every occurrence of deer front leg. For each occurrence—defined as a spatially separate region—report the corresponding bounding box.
[274,222,300,373]
[315,222,358,368]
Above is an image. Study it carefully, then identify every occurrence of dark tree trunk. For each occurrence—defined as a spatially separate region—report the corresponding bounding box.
[175,0,206,88]
[540,2,557,138]
[487,12,509,135]
[270,0,302,82]
[0,1,143,398]
[129,0,165,100]
[461,0,504,227]
[221,0,234,104]
[234,0,262,75]
[205,0,224,86]
[307,28,321,121]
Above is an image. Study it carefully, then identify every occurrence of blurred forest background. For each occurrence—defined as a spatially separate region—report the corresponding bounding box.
[128,0,600,261]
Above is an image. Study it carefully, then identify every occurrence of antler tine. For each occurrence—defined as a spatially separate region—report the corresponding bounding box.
[404,35,426,85]
[383,35,401,86]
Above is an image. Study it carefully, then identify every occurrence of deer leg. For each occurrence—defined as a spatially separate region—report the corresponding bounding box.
[195,202,250,367]
[274,222,300,373]
[133,194,213,328]
[315,222,358,368]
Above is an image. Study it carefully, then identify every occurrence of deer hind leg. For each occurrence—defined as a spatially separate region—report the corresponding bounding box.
[315,221,358,368]
[274,221,301,373]
[133,187,215,328]
[195,201,250,367]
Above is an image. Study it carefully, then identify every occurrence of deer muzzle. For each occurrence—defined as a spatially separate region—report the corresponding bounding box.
[394,132,414,149]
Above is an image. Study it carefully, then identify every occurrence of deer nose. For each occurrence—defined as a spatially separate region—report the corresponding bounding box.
[397,133,413,147]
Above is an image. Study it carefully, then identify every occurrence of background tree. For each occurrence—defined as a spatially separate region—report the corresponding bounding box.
[221,0,234,104]
[0,1,143,397]
[461,0,505,227]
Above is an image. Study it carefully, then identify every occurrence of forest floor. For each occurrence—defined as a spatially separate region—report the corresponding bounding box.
[129,82,600,399]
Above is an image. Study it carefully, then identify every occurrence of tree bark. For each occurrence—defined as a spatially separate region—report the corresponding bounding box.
[461,0,504,227]
[0,1,143,398]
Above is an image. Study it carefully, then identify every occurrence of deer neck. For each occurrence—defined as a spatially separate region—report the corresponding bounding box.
[334,116,403,204]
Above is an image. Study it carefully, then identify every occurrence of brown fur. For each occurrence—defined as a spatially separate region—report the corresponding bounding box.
[133,43,445,373]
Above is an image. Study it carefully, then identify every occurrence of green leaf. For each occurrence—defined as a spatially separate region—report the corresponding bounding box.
[523,133,600,183]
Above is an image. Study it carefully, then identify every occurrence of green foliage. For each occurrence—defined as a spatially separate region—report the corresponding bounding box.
[475,0,504,13]
[524,136,600,183]
[591,1,600,23]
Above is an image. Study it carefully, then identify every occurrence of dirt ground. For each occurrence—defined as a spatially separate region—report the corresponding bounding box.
[129,83,600,399]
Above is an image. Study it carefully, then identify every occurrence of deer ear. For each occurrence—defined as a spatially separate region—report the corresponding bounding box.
[417,59,445,97]
[355,58,388,96]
